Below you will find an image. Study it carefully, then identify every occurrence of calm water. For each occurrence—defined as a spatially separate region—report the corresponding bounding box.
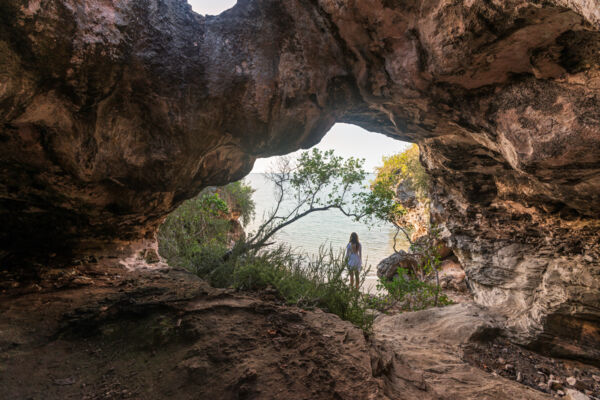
[243,173,409,290]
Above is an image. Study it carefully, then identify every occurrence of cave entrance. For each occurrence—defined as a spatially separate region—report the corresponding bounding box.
[188,0,237,15]
[251,123,411,174]
[247,123,411,292]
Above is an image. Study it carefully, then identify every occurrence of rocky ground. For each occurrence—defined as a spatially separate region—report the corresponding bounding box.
[374,303,553,399]
[0,261,386,400]
[1,260,598,399]
[463,338,600,399]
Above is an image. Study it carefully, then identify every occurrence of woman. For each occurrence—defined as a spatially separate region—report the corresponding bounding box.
[345,232,362,290]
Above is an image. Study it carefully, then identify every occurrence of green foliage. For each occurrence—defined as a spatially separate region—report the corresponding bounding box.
[376,144,429,200]
[356,144,429,227]
[408,224,444,281]
[354,177,405,224]
[158,193,229,269]
[291,148,366,208]
[158,165,375,332]
[367,224,452,313]
[158,180,255,269]
[357,146,450,314]
[370,267,451,312]
[191,244,375,333]
[245,149,367,251]
[217,181,255,226]
[159,149,447,332]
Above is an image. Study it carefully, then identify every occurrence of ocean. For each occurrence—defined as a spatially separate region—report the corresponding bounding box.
[243,173,409,290]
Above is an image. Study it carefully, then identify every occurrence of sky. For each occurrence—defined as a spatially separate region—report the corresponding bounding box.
[187,2,411,173]
[187,0,236,15]
[251,124,411,173]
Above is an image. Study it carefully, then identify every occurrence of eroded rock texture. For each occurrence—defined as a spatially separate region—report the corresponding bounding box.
[1,0,599,361]
[0,263,390,399]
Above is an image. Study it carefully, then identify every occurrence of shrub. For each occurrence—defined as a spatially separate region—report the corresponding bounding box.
[196,244,375,333]
[157,167,376,332]
[370,267,452,313]
[217,181,255,226]
[374,143,429,201]
[158,193,229,269]
[158,180,255,269]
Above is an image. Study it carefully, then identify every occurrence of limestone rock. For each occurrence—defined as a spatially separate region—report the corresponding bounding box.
[437,259,467,292]
[0,0,599,364]
[376,251,419,280]
[394,179,429,241]
[373,303,550,399]
[141,248,160,264]
[0,262,391,399]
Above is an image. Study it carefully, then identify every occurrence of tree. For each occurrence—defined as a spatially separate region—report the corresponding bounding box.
[158,181,255,269]
[238,149,367,254]
[358,144,448,307]
[355,144,429,249]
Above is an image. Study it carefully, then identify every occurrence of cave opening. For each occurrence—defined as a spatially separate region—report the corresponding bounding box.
[245,123,412,292]
[1,1,600,397]
[187,0,237,15]
[251,123,411,174]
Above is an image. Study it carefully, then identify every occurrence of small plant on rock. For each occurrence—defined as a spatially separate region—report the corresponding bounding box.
[371,267,451,313]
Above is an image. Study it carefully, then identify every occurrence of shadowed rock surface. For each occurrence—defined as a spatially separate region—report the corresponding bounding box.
[0,263,391,399]
[1,0,599,362]
[0,261,574,399]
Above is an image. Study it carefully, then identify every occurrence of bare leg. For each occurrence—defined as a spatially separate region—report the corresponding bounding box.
[354,271,360,290]
[349,271,355,289]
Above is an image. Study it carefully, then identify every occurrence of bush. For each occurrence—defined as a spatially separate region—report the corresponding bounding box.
[192,244,375,333]
[158,193,229,269]
[158,180,255,269]
[217,181,255,226]
[370,267,452,313]
[374,143,429,201]
[157,172,376,332]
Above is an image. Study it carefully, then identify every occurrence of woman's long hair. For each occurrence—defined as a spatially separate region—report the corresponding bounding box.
[349,232,360,254]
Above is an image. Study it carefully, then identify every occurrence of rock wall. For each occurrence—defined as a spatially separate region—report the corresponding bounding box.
[1,0,599,361]
[394,179,430,242]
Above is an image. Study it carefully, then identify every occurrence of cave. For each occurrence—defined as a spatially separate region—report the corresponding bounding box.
[1,0,599,398]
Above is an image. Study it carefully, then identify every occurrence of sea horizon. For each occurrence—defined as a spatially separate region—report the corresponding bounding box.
[242,172,409,291]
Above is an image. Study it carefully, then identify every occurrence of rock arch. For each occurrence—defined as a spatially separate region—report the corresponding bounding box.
[1,0,599,362]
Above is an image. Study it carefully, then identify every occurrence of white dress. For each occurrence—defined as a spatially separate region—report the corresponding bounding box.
[346,243,362,271]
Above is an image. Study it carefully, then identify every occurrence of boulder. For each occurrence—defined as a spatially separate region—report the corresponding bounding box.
[373,303,551,399]
[376,251,420,281]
